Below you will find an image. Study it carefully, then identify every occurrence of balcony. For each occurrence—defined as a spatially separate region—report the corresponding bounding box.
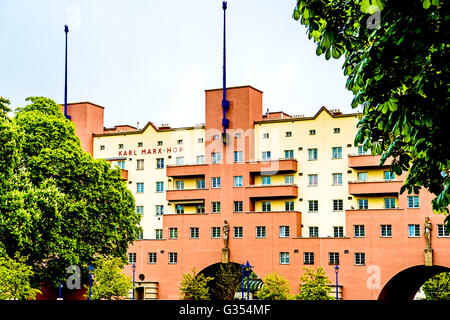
[348,154,392,169]
[246,183,298,199]
[166,188,209,202]
[348,180,403,195]
[166,164,207,177]
[247,159,297,175]
[120,169,128,181]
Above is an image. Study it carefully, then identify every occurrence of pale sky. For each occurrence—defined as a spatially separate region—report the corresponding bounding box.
[0,0,355,129]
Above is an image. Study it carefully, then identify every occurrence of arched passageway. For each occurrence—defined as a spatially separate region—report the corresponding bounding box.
[378,265,450,300]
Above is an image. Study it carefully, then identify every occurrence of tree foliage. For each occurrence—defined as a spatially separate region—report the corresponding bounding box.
[179,267,214,300]
[293,0,450,228]
[298,267,332,300]
[0,252,41,300]
[0,96,141,289]
[210,263,241,300]
[84,256,132,300]
[255,272,291,300]
[422,272,450,300]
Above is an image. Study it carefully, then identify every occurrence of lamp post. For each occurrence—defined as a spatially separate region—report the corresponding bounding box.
[132,263,136,300]
[334,264,339,301]
[63,25,70,120]
[241,260,254,300]
[88,264,94,300]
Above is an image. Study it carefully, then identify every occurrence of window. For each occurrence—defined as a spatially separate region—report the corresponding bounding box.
[256,226,266,238]
[329,252,339,265]
[148,252,157,264]
[262,201,271,212]
[212,177,221,188]
[176,205,184,214]
[119,144,124,149]
[177,139,183,145]
[213,134,219,140]
[190,227,199,239]
[235,132,241,139]
[155,229,163,240]
[169,228,178,239]
[156,205,164,216]
[136,206,144,216]
[355,253,365,266]
[263,133,269,139]
[408,224,420,237]
[128,253,136,264]
[438,224,450,237]
[156,158,164,169]
[284,150,294,159]
[197,138,204,143]
[384,198,396,209]
[308,174,318,187]
[117,161,125,169]
[381,225,392,237]
[136,182,144,193]
[333,200,343,212]
[212,152,221,164]
[308,200,318,213]
[169,252,177,264]
[285,131,292,137]
[309,129,316,135]
[332,173,343,185]
[262,151,271,160]
[384,171,395,180]
[280,252,290,264]
[358,172,368,181]
[309,227,319,238]
[354,225,365,237]
[156,181,164,192]
[157,141,163,146]
[138,142,143,147]
[308,148,318,160]
[234,151,243,163]
[285,201,294,211]
[358,199,369,210]
[234,176,243,187]
[100,145,105,150]
[332,147,342,159]
[280,226,290,238]
[136,230,144,240]
[196,204,205,213]
[357,145,367,155]
[334,128,341,134]
[262,176,271,185]
[197,155,205,164]
[234,226,243,238]
[176,180,185,190]
[304,252,314,265]
[176,157,184,165]
[136,159,144,170]
[334,226,344,238]
[212,227,221,239]
[212,202,221,213]
[408,196,420,208]
[233,201,243,213]
[285,175,294,184]
[197,179,205,189]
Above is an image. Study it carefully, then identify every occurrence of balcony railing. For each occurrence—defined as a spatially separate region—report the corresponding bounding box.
[348,154,392,168]
[348,179,403,195]
[246,183,298,199]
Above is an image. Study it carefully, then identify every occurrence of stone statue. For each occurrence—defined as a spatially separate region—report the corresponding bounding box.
[223,220,229,249]
[424,217,432,249]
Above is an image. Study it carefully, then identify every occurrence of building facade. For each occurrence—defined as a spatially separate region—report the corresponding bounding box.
[66,85,450,300]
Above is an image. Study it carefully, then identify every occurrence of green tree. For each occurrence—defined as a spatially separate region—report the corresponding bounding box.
[255,272,291,300]
[298,267,332,300]
[210,263,241,300]
[0,96,141,290]
[293,0,450,229]
[84,256,133,300]
[179,267,214,300]
[422,272,450,300]
[0,252,41,300]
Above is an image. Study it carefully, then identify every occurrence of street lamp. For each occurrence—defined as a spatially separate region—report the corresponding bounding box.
[334,264,339,301]
[241,260,254,301]
[88,264,94,300]
[132,263,136,300]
